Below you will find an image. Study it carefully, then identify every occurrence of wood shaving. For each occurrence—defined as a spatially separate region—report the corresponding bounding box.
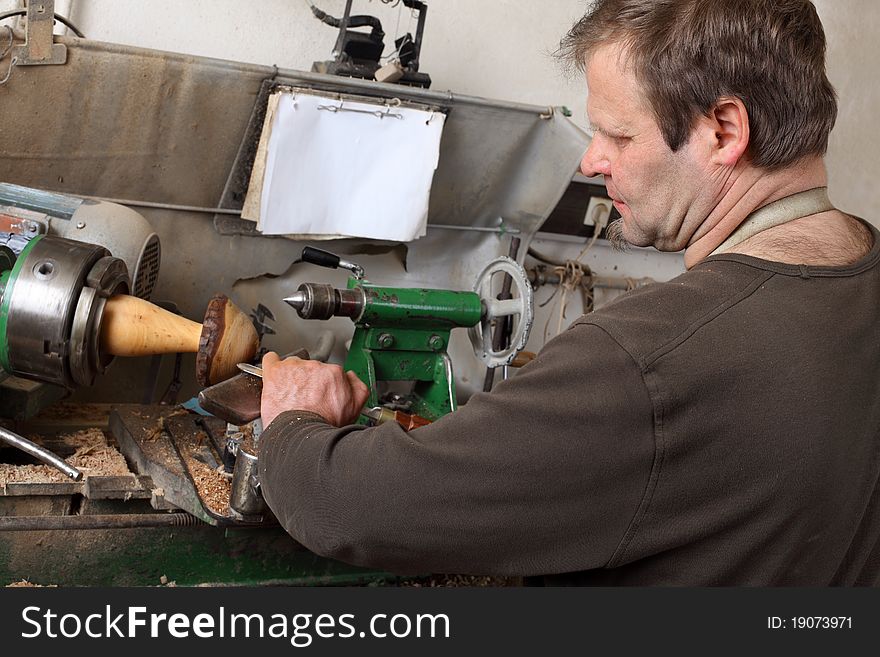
[239,423,257,454]
[186,456,230,515]
[170,421,232,516]
[395,575,522,587]
[0,428,131,484]
[143,408,189,442]
[6,580,57,588]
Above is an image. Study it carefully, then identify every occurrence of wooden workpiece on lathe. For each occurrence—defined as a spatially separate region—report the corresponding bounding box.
[98,293,259,386]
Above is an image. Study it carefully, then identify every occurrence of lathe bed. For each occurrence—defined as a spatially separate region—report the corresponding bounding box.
[0,403,382,586]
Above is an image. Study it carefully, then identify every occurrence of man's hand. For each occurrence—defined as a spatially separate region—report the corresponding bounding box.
[260,352,370,428]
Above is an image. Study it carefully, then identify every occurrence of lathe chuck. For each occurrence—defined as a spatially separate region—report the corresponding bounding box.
[1,235,130,387]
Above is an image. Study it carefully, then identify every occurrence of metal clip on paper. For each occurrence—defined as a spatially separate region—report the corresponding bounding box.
[316,99,404,120]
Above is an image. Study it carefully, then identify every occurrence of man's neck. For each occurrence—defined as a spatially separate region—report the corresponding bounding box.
[683,157,829,268]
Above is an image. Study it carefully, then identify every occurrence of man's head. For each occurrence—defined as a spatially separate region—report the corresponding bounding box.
[562,0,838,250]
[563,0,837,168]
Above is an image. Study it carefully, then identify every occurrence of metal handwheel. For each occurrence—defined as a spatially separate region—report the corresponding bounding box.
[468,256,534,367]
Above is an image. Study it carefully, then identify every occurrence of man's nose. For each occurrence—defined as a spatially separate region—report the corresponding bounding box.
[580,138,611,178]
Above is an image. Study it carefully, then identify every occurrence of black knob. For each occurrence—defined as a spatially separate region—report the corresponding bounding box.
[302,246,341,270]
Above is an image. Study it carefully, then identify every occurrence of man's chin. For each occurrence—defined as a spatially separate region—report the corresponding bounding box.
[605,219,632,251]
[607,217,666,251]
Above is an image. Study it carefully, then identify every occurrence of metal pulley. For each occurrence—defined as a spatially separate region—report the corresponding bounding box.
[468,256,534,368]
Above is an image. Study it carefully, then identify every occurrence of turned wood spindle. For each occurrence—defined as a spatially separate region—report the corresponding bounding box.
[98,294,259,386]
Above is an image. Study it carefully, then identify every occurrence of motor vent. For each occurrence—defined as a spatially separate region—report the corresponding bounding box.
[132,233,161,300]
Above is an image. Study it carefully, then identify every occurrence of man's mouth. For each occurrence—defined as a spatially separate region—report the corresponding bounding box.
[605,185,625,210]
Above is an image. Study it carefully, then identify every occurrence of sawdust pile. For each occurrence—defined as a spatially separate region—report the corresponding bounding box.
[238,423,257,454]
[6,580,57,588]
[0,429,131,485]
[395,575,522,587]
[187,456,231,515]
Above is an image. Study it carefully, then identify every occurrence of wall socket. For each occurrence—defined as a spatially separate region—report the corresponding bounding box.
[584,196,613,229]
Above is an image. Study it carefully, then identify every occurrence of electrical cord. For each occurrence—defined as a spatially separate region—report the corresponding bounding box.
[528,245,565,267]
[529,211,606,339]
[0,24,12,59]
[0,25,14,86]
[0,9,85,38]
[382,0,410,62]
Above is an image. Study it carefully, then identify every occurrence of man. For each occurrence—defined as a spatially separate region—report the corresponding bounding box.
[257,0,880,585]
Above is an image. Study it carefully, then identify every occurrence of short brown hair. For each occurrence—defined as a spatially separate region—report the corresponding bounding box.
[559,0,838,169]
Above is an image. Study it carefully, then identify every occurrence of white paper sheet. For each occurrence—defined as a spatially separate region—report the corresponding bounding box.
[256,92,445,241]
[241,92,281,223]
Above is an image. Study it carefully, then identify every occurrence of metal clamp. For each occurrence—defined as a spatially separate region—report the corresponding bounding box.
[316,100,404,120]
[229,447,266,519]
[11,0,67,66]
[468,256,534,368]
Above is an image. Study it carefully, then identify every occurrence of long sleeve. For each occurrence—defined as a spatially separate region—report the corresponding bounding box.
[258,323,657,576]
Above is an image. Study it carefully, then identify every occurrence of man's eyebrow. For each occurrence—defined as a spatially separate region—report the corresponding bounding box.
[589,123,629,138]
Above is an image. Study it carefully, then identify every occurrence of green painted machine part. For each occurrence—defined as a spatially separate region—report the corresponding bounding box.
[344,279,483,420]
[0,236,40,373]
[285,277,482,421]
[0,519,388,587]
[286,247,534,422]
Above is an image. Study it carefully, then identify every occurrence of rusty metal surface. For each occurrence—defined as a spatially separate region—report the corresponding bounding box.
[11,1,67,66]
[109,404,272,527]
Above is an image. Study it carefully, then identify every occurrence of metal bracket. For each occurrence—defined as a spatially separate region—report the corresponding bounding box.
[11,0,66,66]
[0,208,47,238]
[1,206,48,255]
[249,303,276,340]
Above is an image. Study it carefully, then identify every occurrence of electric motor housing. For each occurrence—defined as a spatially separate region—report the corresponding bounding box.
[0,183,160,300]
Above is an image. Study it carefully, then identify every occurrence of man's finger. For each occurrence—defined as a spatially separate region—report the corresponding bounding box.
[346,370,370,408]
[262,351,280,368]
[346,370,368,393]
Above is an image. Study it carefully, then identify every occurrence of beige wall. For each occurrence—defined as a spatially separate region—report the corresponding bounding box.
[61,0,589,119]
[2,0,877,222]
[813,0,880,222]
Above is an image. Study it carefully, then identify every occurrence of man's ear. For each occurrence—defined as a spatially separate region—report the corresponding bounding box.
[705,96,750,167]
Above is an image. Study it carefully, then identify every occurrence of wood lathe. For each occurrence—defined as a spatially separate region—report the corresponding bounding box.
[0,234,259,389]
